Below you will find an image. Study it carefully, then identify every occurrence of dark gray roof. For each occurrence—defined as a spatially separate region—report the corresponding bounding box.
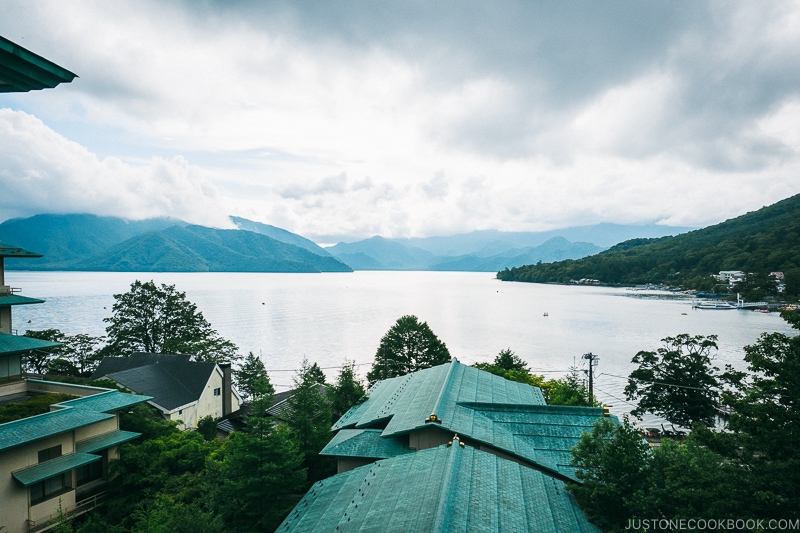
[92,353,217,412]
[266,383,329,420]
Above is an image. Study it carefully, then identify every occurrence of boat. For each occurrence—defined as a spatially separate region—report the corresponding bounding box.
[692,300,737,310]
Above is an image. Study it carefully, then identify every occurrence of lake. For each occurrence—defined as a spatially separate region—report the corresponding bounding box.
[8,270,796,423]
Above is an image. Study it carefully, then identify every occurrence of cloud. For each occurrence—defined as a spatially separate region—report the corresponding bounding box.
[0,109,232,226]
[1,1,800,241]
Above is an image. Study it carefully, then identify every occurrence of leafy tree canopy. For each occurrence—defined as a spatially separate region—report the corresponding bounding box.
[625,334,721,428]
[366,315,451,384]
[101,280,239,363]
[723,310,800,462]
[23,329,104,377]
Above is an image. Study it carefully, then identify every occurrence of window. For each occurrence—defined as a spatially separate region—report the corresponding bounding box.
[30,474,69,506]
[38,445,62,463]
[213,387,221,396]
[76,461,103,486]
[178,409,183,415]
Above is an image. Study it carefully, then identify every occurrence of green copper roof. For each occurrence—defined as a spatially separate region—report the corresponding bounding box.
[0,36,77,93]
[0,332,61,356]
[12,452,100,486]
[278,443,600,533]
[56,390,152,413]
[329,361,613,482]
[0,295,45,307]
[334,360,546,435]
[76,430,141,454]
[0,243,42,258]
[321,429,413,459]
[0,409,113,452]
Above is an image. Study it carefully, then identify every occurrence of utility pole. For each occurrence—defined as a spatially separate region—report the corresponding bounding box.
[582,352,599,398]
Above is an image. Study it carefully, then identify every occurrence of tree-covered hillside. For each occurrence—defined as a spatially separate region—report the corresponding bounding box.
[498,193,800,293]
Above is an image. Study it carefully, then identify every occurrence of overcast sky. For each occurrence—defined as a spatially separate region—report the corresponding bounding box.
[2,1,799,243]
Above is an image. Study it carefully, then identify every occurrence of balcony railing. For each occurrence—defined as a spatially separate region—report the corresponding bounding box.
[27,491,107,533]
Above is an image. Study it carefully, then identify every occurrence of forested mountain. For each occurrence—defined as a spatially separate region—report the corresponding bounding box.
[0,214,180,268]
[0,214,350,272]
[230,216,333,256]
[498,193,800,291]
[73,225,352,272]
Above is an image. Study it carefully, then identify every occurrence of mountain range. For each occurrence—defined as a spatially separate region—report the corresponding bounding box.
[325,224,694,271]
[0,214,349,273]
[0,213,693,273]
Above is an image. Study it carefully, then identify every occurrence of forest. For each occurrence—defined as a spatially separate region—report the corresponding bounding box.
[498,193,800,296]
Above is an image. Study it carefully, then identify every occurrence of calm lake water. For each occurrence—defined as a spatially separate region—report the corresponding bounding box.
[8,270,796,423]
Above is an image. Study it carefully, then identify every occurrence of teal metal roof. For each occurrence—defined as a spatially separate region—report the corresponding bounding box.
[56,390,152,413]
[12,453,100,486]
[0,295,45,306]
[0,36,77,93]
[320,429,413,460]
[334,360,546,435]
[278,442,600,533]
[0,332,60,356]
[329,361,612,482]
[0,409,113,452]
[0,243,42,258]
[76,430,141,454]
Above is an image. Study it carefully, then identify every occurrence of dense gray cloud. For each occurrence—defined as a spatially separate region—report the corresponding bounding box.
[1,1,799,240]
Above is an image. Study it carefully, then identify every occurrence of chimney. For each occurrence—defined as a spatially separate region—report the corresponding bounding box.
[220,363,232,416]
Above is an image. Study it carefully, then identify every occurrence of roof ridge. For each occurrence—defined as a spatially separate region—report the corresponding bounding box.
[426,360,459,424]
[430,438,464,531]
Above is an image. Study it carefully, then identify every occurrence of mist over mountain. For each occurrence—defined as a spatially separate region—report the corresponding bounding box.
[0,214,693,273]
[326,223,692,271]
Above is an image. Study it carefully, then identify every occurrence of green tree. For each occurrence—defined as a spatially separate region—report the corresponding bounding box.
[570,420,753,530]
[723,311,800,462]
[494,348,528,372]
[234,352,274,402]
[101,280,239,363]
[62,333,104,376]
[305,362,327,385]
[330,360,366,419]
[625,334,722,428]
[197,415,217,442]
[569,417,651,531]
[285,359,335,483]
[542,367,598,407]
[208,424,305,532]
[23,329,63,374]
[366,315,451,384]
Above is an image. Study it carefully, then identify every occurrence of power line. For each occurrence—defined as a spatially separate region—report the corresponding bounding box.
[599,372,707,391]
[593,387,639,409]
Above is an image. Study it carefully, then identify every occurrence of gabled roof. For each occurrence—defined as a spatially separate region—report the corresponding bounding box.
[330,361,612,481]
[93,353,218,412]
[0,332,61,356]
[278,442,600,533]
[265,383,329,420]
[334,360,545,435]
[0,36,77,93]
